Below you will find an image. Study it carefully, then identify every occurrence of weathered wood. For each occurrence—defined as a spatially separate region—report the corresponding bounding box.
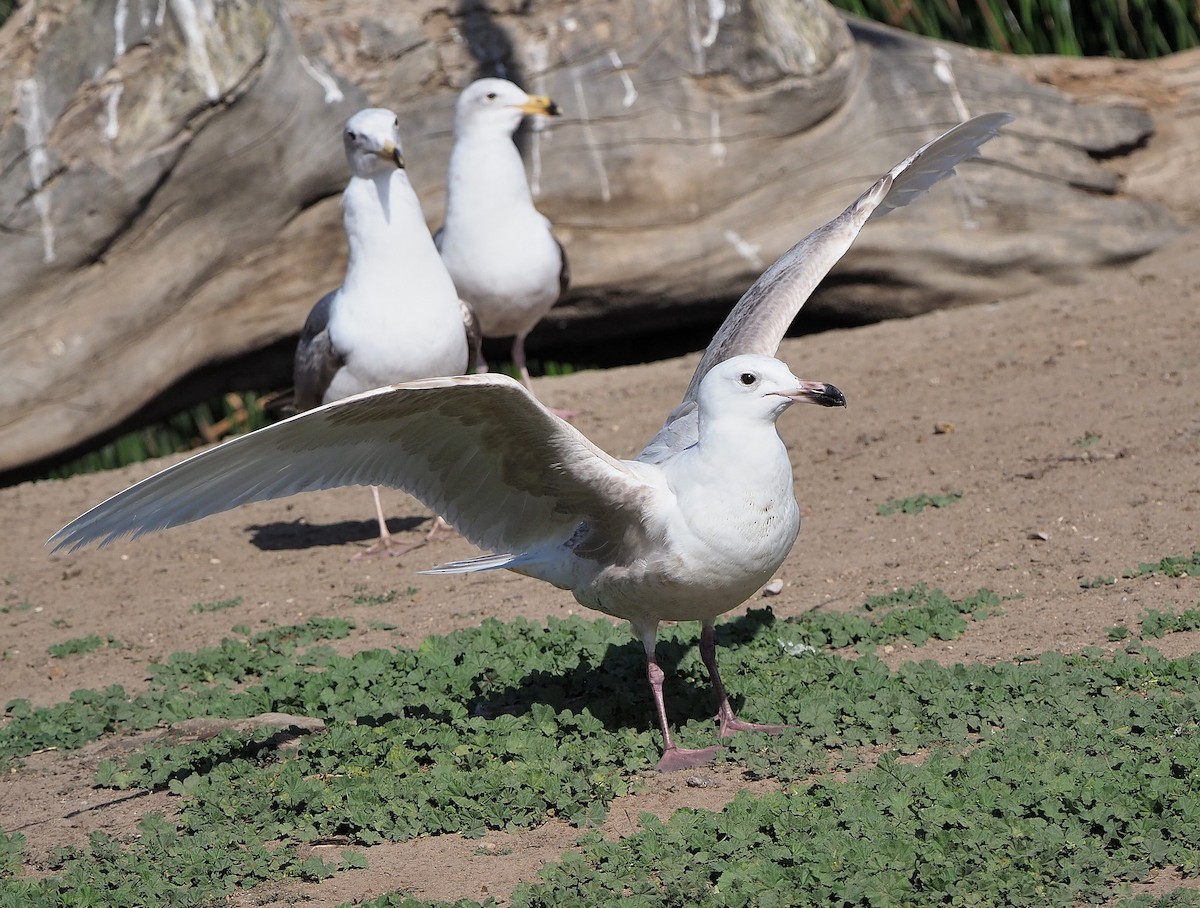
[0,0,1191,475]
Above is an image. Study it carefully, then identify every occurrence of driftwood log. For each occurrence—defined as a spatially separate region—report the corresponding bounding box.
[0,0,1194,476]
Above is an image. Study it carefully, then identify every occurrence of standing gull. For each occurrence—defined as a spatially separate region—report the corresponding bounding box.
[434,78,569,401]
[294,107,479,558]
[50,113,1012,771]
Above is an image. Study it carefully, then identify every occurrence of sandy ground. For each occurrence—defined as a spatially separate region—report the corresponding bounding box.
[2,228,1199,904]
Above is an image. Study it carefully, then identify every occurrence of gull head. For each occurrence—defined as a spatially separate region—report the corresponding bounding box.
[454,77,561,137]
[699,354,847,425]
[343,108,405,178]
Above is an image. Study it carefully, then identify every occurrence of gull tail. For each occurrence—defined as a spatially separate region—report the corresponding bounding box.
[419,552,524,575]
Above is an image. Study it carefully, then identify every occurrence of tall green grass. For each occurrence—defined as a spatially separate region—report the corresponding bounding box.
[832,0,1200,57]
[40,392,276,481]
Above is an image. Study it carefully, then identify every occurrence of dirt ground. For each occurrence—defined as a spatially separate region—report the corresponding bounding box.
[2,227,1199,905]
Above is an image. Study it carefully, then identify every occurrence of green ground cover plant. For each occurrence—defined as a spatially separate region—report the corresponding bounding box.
[4,583,1200,905]
[46,635,120,659]
[1124,552,1200,579]
[188,596,243,614]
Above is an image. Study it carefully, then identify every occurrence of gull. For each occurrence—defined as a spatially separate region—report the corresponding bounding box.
[433,78,569,403]
[50,113,1012,771]
[294,108,480,557]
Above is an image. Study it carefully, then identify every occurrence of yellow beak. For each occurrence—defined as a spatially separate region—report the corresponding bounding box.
[378,141,405,169]
[518,96,561,117]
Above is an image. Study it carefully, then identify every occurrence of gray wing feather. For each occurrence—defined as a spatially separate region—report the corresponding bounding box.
[460,298,483,372]
[49,375,651,561]
[555,236,570,299]
[638,112,1013,464]
[293,288,344,411]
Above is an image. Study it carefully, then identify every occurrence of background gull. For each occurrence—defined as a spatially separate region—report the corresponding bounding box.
[293,107,480,558]
[50,113,1012,770]
[434,78,570,408]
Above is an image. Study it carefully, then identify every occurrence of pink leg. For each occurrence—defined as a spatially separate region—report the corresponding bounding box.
[351,486,427,561]
[699,621,792,738]
[637,622,723,772]
[513,334,578,421]
[425,515,454,543]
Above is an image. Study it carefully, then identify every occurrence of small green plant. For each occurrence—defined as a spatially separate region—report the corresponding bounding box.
[47,635,109,658]
[1074,431,1102,448]
[1106,625,1132,642]
[189,596,243,614]
[1081,575,1117,589]
[1139,607,1200,639]
[1124,552,1200,579]
[877,491,963,516]
[353,589,399,606]
[0,600,33,615]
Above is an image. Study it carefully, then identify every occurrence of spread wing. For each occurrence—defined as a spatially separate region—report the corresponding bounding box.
[639,112,1013,464]
[49,374,652,559]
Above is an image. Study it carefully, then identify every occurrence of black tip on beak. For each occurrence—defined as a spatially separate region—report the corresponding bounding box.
[546,101,562,117]
[392,148,405,169]
[814,383,847,408]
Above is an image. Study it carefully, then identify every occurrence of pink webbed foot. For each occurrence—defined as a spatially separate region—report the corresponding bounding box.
[717,713,794,739]
[548,405,581,422]
[351,534,427,562]
[656,744,725,773]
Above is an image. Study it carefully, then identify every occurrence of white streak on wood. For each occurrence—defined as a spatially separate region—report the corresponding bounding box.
[298,55,344,103]
[17,78,56,263]
[932,47,971,122]
[607,49,638,108]
[571,71,611,203]
[114,0,128,57]
[724,229,763,268]
[701,0,726,48]
[710,109,726,165]
[170,0,220,100]
[527,35,551,197]
[104,83,124,141]
[932,48,981,228]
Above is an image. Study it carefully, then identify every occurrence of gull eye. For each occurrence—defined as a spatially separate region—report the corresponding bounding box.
[393,117,399,128]
[346,129,358,142]
[739,372,757,386]
[485,91,497,101]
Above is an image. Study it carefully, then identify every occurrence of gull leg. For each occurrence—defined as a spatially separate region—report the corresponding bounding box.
[352,486,427,560]
[425,515,454,544]
[638,621,723,772]
[512,333,534,391]
[514,333,578,420]
[699,621,792,738]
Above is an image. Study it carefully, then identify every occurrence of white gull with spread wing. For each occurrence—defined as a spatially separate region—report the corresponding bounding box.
[50,113,1012,771]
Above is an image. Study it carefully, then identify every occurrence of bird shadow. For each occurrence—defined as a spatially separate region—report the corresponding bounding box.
[468,609,784,735]
[246,517,428,551]
[458,0,525,85]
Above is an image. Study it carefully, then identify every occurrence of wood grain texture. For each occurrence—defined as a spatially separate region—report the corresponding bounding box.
[0,0,1190,474]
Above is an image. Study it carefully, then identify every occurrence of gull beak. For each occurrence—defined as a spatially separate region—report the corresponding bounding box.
[776,381,847,409]
[518,96,561,117]
[378,140,405,169]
